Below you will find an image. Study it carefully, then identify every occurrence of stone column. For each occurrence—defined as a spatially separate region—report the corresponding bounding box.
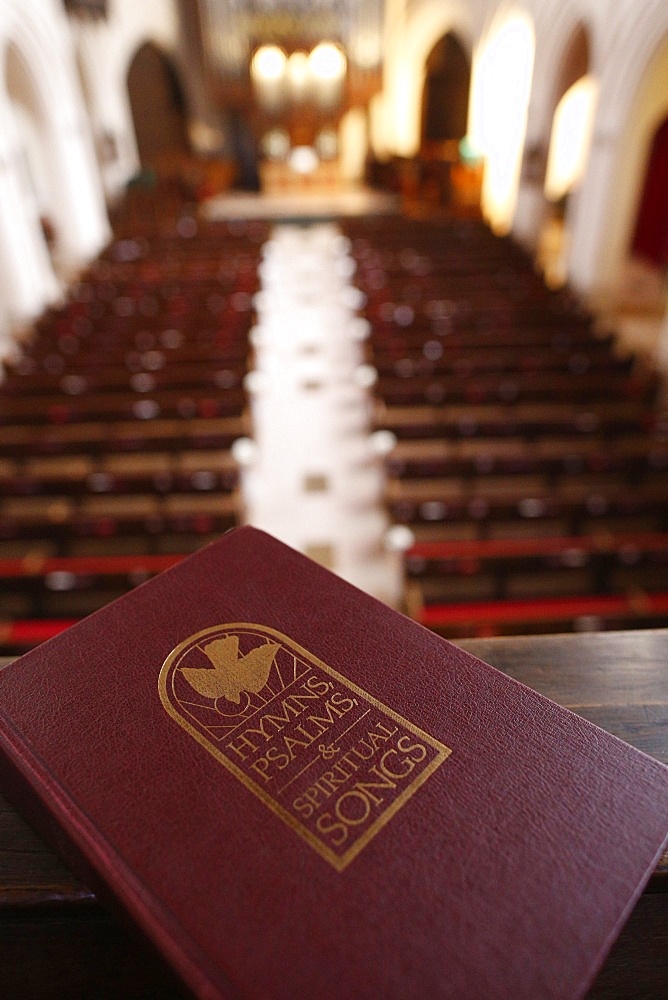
[565,123,620,296]
[44,108,111,273]
[512,101,549,253]
[0,133,61,330]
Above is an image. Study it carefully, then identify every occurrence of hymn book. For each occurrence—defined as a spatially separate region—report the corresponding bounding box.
[0,526,666,999]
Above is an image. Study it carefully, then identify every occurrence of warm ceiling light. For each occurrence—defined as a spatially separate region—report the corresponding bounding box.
[309,43,346,82]
[262,129,290,162]
[251,45,287,82]
[289,146,319,175]
[287,51,310,87]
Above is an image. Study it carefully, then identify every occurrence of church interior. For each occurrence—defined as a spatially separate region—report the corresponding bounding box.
[1,0,668,653]
[1,5,668,998]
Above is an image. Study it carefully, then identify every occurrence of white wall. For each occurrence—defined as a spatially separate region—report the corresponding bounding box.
[0,0,110,337]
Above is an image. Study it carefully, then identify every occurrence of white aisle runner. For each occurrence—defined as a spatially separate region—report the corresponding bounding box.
[234,223,405,608]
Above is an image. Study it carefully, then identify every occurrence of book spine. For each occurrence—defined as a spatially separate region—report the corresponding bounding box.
[0,715,239,1000]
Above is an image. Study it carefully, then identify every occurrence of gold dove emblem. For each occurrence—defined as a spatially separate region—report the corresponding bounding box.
[181,635,279,704]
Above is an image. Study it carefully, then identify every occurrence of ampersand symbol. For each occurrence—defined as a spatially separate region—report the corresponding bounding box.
[319,743,339,759]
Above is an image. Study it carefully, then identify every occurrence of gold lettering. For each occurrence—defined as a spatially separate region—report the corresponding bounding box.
[225,732,260,761]
[377,748,415,780]
[337,750,359,771]
[288,693,321,711]
[335,790,372,826]
[259,698,302,737]
[368,730,393,752]
[352,771,397,807]
[329,690,355,713]
[250,745,291,782]
[294,719,327,741]
[294,756,359,819]
[334,755,360,778]
[250,757,271,782]
[349,739,375,762]
[238,680,331,747]
[397,736,427,763]
[292,794,313,818]
[304,675,331,697]
[306,695,351,731]
[313,775,338,796]
[283,733,313,759]
[303,786,323,810]
[317,768,349,792]
[316,811,348,847]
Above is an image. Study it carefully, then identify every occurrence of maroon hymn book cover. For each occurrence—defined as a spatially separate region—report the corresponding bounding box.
[0,526,666,1000]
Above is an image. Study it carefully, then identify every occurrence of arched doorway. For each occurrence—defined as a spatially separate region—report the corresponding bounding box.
[379,0,475,158]
[418,32,471,208]
[421,33,470,145]
[127,43,189,173]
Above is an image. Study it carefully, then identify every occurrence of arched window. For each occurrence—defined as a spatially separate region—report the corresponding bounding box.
[470,12,535,233]
[544,24,595,210]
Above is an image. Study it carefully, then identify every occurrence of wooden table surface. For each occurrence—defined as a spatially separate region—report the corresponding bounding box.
[1,629,666,999]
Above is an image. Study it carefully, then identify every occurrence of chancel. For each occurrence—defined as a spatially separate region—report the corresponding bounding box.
[0,1,667,997]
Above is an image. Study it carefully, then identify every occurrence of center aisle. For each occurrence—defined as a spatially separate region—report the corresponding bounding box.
[234,223,404,608]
